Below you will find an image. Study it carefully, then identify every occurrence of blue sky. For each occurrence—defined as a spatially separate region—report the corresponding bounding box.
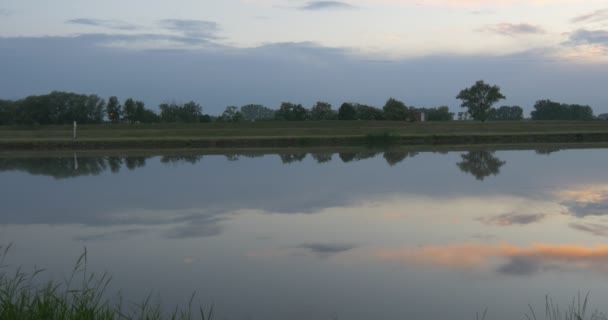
[1,0,607,115]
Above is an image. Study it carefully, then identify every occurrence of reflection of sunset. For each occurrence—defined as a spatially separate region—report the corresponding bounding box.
[376,243,608,275]
[558,186,608,203]
[377,243,517,268]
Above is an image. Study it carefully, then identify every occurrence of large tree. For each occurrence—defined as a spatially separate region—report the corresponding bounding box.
[220,106,243,122]
[355,104,384,120]
[382,98,411,121]
[490,105,523,121]
[106,96,122,123]
[310,101,337,120]
[159,101,202,123]
[456,80,506,122]
[0,100,17,125]
[240,104,274,121]
[530,100,594,120]
[123,98,137,123]
[338,103,356,120]
[274,102,308,121]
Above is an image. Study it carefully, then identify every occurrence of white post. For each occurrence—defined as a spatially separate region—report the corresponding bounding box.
[74,152,78,171]
[73,121,77,140]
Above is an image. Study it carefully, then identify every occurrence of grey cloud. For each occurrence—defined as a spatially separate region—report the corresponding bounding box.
[297,243,356,257]
[73,228,146,242]
[564,200,608,217]
[570,223,608,237]
[1,33,608,117]
[79,32,220,47]
[67,18,139,30]
[478,212,546,226]
[0,8,10,16]
[160,19,220,40]
[479,23,545,36]
[165,218,224,239]
[571,9,608,23]
[300,1,355,10]
[498,256,541,276]
[565,29,608,48]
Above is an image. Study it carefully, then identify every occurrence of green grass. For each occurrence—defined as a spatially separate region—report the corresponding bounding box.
[0,244,213,320]
[2,121,608,150]
[1,121,608,141]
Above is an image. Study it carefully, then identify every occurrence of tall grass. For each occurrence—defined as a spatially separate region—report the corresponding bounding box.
[521,292,608,320]
[0,244,213,320]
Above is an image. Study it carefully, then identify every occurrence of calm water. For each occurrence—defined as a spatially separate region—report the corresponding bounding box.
[2,147,608,319]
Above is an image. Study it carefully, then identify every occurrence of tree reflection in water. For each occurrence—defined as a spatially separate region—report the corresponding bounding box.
[457,151,506,180]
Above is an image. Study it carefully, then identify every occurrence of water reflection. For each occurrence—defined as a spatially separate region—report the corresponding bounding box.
[376,243,608,276]
[279,153,307,164]
[0,148,546,181]
[3,147,608,320]
[383,151,419,166]
[310,152,333,163]
[534,146,562,155]
[457,151,506,180]
[160,155,203,164]
[338,151,380,163]
[0,156,110,179]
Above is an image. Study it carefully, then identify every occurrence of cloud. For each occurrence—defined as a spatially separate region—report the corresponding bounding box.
[479,23,545,36]
[247,243,357,259]
[0,8,10,16]
[164,217,225,239]
[565,201,608,217]
[558,186,608,217]
[375,243,608,276]
[565,29,608,48]
[478,212,546,226]
[497,256,540,275]
[300,1,356,10]
[67,18,139,30]
[297,243,357,257]
[81,32,221,48]
[571,9,608,23]
[73,228,146,242]
[1,32,608,117]
[570,223,608,237]
[160,19,220,40]
[558,187,608,203]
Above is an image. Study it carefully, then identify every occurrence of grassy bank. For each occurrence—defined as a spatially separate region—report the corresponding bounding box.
[2,121,608,150]
[0,245,213,320]
[1,245,606,320]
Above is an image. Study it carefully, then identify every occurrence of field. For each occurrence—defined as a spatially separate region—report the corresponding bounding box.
[1,120,608,150]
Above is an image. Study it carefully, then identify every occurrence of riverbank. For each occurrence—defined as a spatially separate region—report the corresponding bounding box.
[2,121,608,150]
[0,246,599,320]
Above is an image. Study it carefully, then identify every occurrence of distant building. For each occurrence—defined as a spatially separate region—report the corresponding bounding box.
[414,111,426,122]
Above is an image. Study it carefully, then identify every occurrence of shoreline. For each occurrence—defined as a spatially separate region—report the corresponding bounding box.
[2,131,608,150]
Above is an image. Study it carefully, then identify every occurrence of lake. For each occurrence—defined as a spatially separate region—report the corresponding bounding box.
[2,147,608,320]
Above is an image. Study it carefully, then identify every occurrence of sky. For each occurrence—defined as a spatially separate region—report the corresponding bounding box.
[0,0,607,115]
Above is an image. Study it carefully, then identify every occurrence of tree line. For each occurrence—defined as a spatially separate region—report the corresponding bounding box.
[0,81,601,125]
